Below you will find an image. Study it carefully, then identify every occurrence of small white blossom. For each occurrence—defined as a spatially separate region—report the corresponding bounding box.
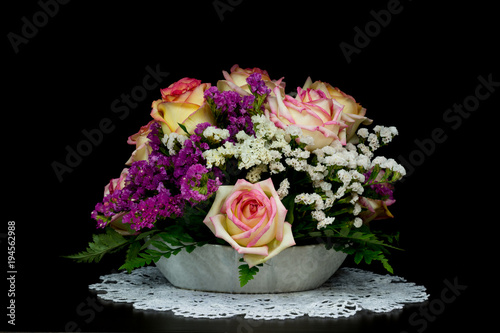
[317,217,335,230]
[353,203,361,215]
[349,170,365,182]
[368,133,380,151]
[324,197,335,208]
[357,144,373,159]
[285,158,308,171]
[203,127,230,142]
[335,185,347,199]
[162,133,187,155]
[311,210,326,221]
[299,135,315,146]
[357,128,369,138]
[285,125,302,136]
[371,156,387,168]
[277,178,290,200]
[337,169,352,184]
[269,161,286,174]
[346,143,357,151]
[323,155,348,167]
[246,164,267,183]
[319,181,332,192]
[354,217,363,228]
[356,155,371,170]
[321,145,337,155]
[348,182,364,195]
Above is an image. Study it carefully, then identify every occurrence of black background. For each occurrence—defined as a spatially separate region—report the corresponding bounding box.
[3,0,498,332]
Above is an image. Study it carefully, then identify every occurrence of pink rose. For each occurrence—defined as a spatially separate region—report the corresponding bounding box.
[151,77,215,135]
[306,79,372,142]
[267,78,373,149]
[358,196,395,223]
[125,120,155,165]
[104,168,128,196]
[203,179,296,267]
[358,170,395,223]
[267,85,348,150]
[103,169,135,235]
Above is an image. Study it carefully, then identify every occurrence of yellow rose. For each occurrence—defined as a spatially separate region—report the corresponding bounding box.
[217,64,285,97]
[150,77,216,135]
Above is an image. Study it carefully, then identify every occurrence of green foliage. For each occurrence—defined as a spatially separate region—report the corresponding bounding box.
[238,259,263,287]
[177,123,190,136]
[119,225,207,273]
[64,228,128,263]
[306,224,401,274]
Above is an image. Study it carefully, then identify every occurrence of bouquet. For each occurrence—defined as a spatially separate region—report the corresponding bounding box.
[67,65,406,286]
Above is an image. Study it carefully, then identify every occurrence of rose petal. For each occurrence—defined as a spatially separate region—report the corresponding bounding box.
[206,214,269,256]
[243,222,296,267]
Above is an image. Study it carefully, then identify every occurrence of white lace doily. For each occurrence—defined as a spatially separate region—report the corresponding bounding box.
[89,266,428,320]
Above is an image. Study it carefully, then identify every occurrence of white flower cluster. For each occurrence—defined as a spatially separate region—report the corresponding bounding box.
[202,127,230,143]
[202,115,288,179]
[277,178,290,200]
[357,125,399,157]
[291,129,405,230]
[201,116,405,231]
[161,132,187,155]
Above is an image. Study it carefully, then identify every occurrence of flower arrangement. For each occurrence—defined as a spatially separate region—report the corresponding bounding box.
[67,65,406,287]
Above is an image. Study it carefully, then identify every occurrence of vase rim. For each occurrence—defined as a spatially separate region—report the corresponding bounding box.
[200,243,327,250]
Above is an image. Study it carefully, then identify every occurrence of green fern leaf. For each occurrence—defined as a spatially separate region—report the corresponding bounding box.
[64,228,128,263]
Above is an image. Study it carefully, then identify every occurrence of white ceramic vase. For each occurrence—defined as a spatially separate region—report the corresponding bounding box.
[153,243,347,293]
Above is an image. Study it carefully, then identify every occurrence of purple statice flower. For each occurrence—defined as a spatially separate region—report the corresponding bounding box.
[92,117,224,232]
[363,170,394,200]
[194,122,214,136]
[215,90,241,113]
[179,164,222,204]
[240,95,255,110]
[246,73,271,96]
[146,121,162,151]
[204,86,219,100]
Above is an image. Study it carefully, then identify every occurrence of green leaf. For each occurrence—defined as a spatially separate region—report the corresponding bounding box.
[119,256,149,272]
[64,228,128,264]
[282,195,295,225]
[340,226,351,237]
[185,244,196,253]
[354,251,363,264]
[381,258,394,274]
[125,241,142,263]
[151,240,173,252]
[238,263,261,287]
[178,123,190,136]
[368,164,381,183]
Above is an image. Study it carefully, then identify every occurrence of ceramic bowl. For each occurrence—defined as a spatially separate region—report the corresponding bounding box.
[153,243,347,293]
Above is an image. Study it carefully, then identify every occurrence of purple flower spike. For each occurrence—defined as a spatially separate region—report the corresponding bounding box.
[247,73,271,96]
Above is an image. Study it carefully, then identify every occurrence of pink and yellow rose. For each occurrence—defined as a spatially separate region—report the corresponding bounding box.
[266,78,372,150]
[151,77,216,135]
[104,168,128,196]
[305,79,372,142]
[358,170,396,223]
[102,168,136,235]
[267,84,348,150]
[203,178,296,267]
[125,120,155,165]
[358,196,395,223]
